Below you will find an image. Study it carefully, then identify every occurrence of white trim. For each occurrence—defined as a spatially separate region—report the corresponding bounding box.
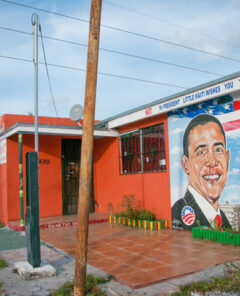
[108,76,240,128]
[0,125,119,140]
[119,129,139,136]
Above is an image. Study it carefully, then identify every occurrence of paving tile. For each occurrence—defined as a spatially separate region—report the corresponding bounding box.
[118,270,164,289]
[39,217,240,289]
[109,263,139,276]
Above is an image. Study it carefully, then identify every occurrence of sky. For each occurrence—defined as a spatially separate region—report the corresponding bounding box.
[0,0,240,120]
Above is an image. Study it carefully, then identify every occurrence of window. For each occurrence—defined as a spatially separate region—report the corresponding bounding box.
[121,131,141,174]
[120,123,166,174]
[142,124,166,172]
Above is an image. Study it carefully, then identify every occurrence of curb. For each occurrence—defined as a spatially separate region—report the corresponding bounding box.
[8,218,109,231]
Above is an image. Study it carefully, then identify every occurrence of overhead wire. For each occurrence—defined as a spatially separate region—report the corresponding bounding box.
[0,0,89,24]
[0,26,225,76]
[103,0,240,49]
[0,54,188,89]
[39,22,59,117]
[1,0,240,63]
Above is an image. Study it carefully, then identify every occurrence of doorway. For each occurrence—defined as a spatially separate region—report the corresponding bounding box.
[61,139,95,215]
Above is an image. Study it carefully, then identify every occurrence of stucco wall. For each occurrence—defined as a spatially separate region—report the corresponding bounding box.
[94,113,172,225]
[5,134,63,222]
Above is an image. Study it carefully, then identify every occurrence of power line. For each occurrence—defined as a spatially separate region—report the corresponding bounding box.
[39,23,59,117]
[0,54,187,89]
[1,0,240,63]
[0,26,224,76]
[103,0,240,50]
[99,48,223,76]
[0,0,89,22]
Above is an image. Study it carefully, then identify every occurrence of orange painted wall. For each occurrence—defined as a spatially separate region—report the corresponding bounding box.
[6,133,64,222]
[94,113,172,225]
[0,114,86,223]
[0,163,7,224]
[0,113,172,225]
[0,113,99,132]
[2,132,84,223]
[1,114,81,130]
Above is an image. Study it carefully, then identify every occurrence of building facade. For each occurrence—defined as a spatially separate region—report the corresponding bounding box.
[1,72,240,230]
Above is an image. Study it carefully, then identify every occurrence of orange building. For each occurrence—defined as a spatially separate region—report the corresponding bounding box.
[1,72,240,229]
[0,114,118,225]
[94,113,171,224]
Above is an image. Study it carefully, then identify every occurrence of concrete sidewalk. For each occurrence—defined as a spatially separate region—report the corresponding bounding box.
[0,226,240,296]
[0,227,110,296]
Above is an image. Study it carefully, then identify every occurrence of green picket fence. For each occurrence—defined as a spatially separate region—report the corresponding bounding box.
[192,227,240,246]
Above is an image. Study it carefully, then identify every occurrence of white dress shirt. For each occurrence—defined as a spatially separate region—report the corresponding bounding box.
[188,185,220,226]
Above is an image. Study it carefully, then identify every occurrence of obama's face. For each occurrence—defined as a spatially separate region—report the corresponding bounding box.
[181,122,230,205]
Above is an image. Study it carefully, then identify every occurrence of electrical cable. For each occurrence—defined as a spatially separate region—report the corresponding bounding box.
[1,0,240,63]
[0,54,187,89]
[0,26,224,76]
[0,0,89,22]
[103,0,240,49]
[39,23,59,117]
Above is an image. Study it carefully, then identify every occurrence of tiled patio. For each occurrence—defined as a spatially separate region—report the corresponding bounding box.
[40,219,240,289]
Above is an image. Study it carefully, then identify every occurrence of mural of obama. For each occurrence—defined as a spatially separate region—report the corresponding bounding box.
[172,114,232,230]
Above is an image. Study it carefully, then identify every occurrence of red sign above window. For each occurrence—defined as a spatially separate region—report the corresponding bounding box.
[145,107,152,116]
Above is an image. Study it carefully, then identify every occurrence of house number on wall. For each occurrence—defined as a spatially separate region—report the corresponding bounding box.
[39,158,50,165]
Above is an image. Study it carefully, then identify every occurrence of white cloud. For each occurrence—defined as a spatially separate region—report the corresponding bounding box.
[170,127,183,135]
[170,162,181,169]
[170,145,181,155]
[229,168,240,175]
[221,192,240,205]
[235,157,240,163]
[170,181,188,206]
[168,116,181,123]
[225,184,240,191]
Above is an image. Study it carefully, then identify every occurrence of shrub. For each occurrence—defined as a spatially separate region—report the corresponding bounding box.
[137,210,156,221]
[115,194,156,221]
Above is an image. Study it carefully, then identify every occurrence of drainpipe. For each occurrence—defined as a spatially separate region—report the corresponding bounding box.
[18,133,24,227]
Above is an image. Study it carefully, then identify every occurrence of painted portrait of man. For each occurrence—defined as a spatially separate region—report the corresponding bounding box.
[171,113,232,230]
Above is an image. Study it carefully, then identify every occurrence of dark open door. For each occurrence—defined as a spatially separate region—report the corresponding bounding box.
[61,139,95,215]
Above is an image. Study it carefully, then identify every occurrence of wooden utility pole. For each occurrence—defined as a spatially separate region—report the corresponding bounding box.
[74,1,102,296]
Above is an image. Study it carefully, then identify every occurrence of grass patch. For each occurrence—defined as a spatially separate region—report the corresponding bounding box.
[172,263,240,295]
[0,257,7,295]
[49,274,108,296]
[0,258,7,269]
[0,282,3,296]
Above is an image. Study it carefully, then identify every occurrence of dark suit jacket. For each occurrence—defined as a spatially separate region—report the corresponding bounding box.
[171,190,231,230]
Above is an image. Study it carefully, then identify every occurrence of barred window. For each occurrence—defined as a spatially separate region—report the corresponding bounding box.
[120,123,166,174]
[121,131,141,174]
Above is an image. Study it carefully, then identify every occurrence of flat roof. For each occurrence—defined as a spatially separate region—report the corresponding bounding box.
[96,70,240,129]
[0,122,119,140]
